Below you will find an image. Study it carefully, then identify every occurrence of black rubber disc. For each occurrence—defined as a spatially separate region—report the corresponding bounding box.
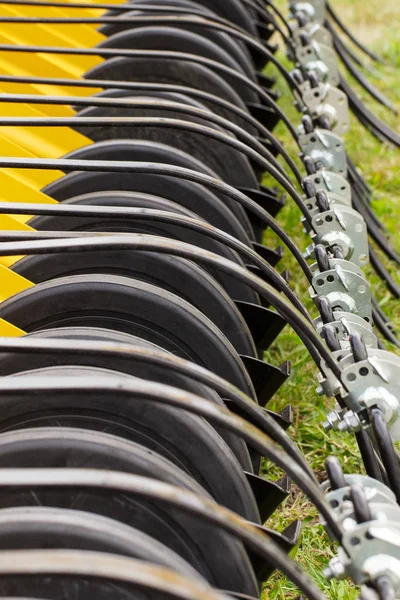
[12,249,257,357]
[0,366,260,521]
[0,427,258,594]
[83,56,251,127]
[73,98,259,189]
[27,190,259,304]
[109,0,258,36]
[0,505,204,580]
[61,140,256,236]
[0,327,255,469]
[0,274,255,396]
[99,1,256,79]
[97,27,258,104]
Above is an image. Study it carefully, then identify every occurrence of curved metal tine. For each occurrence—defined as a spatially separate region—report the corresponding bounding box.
[0,108,293,186]
[350,194,400,267]
[0,391,337,542]
[362,212,400,266]
[0,1,255,43]
[0,204,310,320]
[351,186,385,232]
[326,0,385,64]
[0,42,301,138]
[371,296,397,327]
[0,0,205,9]
[0,0,286,51]
[326,22,397,113]
[0,15,297,86]
[328,27,380,76]
[340,76,400,148]
[0,75,303,181]
[372,308,400,348]
[325,456,346,490]
[354,430,384,483]
[350,484,373,523]
[370,408,400,503]
[346,154,371,199]
[0,549,229,600]
[0,234,341,380]
[369,250,400,299]
[239,0,294,50]
[0,334,313,479]
[0,157,313,280]
[0,472,329,600]
[367,227,400,267]
[0,375,318,492]
[0,2,232,23]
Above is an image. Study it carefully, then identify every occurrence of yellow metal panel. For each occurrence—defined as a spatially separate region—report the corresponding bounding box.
[0,50,100,87]
[0,5,106,48]
[0,85,76,116]
[0,37,102,78]
[0,100,92,157]
[0,215,33,232]
[0,318,25,336]
[0,173,58,226]
[0,216,33,267]
[0,263,33,301]
[0,135,64,188]
[0,81,101,106]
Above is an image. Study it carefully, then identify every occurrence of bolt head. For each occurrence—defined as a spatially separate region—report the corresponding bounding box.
[325,556,346,580]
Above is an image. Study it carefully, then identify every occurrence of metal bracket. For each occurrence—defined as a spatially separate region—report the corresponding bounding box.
[338,349,400,439]
[289,0,326,25]
[292,23,333,48]
[323,477,400,591]
[308,206,369,267]
[326,476,397,522]
[296,42,340,86]
[314,311,378,350]
[302,192,352,226]
[310,259,372,322]
[302,83,350,136]
[298,129,347,174]
[303,172,352,203]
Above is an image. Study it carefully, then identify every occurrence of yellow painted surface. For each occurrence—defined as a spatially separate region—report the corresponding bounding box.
[0,216,33,267]
[0,135,65,189]
[0,5,105,47]
[0,319,25,336]
[0,100,92,157]
[0,263,33,301]
[0,170,60,205]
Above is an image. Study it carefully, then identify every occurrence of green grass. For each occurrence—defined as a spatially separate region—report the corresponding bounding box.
[258,2,399,597]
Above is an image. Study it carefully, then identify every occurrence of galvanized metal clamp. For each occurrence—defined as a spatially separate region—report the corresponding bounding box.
[322,475,400,594]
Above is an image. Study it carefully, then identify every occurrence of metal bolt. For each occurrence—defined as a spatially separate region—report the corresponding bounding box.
[338,411,362,433]
[323,410,342,431]
[324,556,346,580]
[303,244,315,259]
